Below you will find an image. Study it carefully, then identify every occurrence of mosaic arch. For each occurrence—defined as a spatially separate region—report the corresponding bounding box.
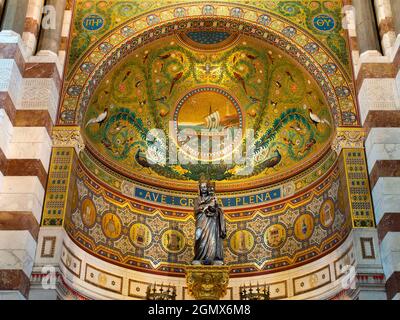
[67,1,351,72]
[60,1,358,129]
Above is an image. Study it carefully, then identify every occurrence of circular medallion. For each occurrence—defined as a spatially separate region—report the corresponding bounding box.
[81,198,96,227]
[101,213,122,239]
[173,86,243,162]
[82,14,104,31]
[320,199,335,228]
[294,213,314,241]
[313,14,335,32]
[265,224,287,248]
[161,230,186,253]
[229,230,254,254]
[130,223,152,248]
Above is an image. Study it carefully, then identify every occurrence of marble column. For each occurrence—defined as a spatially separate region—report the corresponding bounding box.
[0,0,5,22]
[21,0,46,55]
[374,0,396,56]
[0,0,29,36]
[390,0,400,35]
[353,0,381,54]
[37,0,66,54]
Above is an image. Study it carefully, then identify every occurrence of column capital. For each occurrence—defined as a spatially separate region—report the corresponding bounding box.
[332,127,366,155]
[52,126,84,155]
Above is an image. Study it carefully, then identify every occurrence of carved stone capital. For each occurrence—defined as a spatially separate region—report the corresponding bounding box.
[52,126,85,154]
[331,127,366,155]
[185,265,230,300]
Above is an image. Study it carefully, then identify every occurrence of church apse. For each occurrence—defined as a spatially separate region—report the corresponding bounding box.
[41,0,377,300]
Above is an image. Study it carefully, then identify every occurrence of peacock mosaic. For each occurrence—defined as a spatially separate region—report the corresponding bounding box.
[64,160,352,275]
[82,33,334,189]
[60,1,358,129]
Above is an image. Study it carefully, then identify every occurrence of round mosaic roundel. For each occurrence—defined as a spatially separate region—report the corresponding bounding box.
[161,229,186,253]
[82,14,104,31]
[265,223,287,248]
[81,198,96,228]
[229,230,255,254]
[320,199,335,228]
[101,213,122,239]
[130,223,152,248]
[294,213,314,241]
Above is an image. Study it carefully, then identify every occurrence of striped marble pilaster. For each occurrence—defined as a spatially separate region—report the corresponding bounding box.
[22,0,45,55]
[359,14,400,297]
[58,4,72,68]
[0,25,68,299]
[366,128,400,299]
[374,0,397,56]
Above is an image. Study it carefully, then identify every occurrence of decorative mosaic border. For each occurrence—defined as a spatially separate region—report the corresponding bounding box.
[41,148,76,226]
[79,146,338,207]
[64,157,351,276]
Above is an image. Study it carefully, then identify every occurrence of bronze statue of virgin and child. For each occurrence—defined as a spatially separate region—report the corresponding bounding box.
[192,180,226,265]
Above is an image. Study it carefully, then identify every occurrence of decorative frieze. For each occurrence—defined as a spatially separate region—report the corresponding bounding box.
[52,126,84,154]
[332,127,366,155]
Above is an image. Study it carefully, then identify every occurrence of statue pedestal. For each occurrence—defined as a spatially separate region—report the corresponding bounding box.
[185,265,230,300]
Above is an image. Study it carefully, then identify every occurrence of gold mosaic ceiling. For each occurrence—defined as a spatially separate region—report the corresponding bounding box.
[83,32,334,190]
[60,0,358,192]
